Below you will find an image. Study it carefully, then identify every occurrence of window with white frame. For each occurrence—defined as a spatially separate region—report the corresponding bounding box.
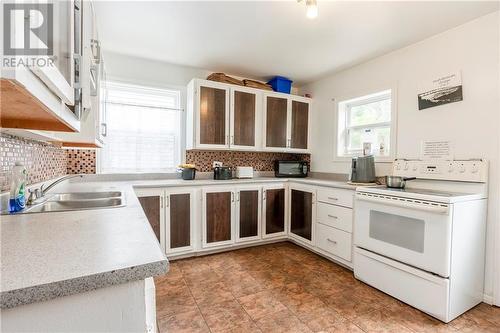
[336,89,393,158]
[100,82,182,173]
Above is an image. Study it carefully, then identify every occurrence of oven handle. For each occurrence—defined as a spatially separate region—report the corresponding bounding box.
[356,193,450,215]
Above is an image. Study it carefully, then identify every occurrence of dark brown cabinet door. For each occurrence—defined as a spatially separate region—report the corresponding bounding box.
[265,96,288,148]
[238,190,259,239]
[233,91,256,147]
[290,189,313,241]
[199,86,227,145]
[205,192,232,243]
[138,196,161,243]
[265,188,285,235]
[291,101,309,149]
[169,193,191,249]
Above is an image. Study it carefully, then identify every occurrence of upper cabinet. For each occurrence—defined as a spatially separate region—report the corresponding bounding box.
[186,78,311,152]
[2,0,107,147]
[1,0,83,132]
[197,80,230,148]
[56,1,107,148]
[290,99,310,150]
[262,93,310,153]
[230,86,262,150]
[263,93,288,150]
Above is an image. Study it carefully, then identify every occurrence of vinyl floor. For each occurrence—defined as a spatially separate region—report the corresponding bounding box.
[154,242,500,333]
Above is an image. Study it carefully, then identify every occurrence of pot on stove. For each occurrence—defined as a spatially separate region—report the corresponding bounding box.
[385,176,416,189]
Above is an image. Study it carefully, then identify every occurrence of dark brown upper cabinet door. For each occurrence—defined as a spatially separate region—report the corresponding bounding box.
[206,192,232,243]
[266,96,288,148]
[290,189,313,241]
[265,188,285,234]
[169,193,191,249]
[291,101,309,149]
[239,190,259,238]
[138,196,161,243]
[200,86,227,145]
[233,91,256,147]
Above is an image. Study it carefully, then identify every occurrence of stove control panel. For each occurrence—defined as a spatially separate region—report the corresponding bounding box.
[393,160,488,182]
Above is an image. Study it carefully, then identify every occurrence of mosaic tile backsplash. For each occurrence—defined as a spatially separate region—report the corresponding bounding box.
[66,149,97,174]
[0,134,97,192]
[185,150,310,172]
[0,134,68,192]
[1,133,310,192]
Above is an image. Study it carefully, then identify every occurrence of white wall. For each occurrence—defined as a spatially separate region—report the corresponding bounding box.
[302,12,500,303]
[103,51,213,89]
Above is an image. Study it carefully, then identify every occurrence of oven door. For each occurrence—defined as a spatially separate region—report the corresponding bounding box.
[354,192,452,277]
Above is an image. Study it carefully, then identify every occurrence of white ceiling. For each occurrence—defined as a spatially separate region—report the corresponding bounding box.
[93,1,498,85]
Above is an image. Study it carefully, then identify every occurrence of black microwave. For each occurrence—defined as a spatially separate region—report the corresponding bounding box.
[274,160,309,178]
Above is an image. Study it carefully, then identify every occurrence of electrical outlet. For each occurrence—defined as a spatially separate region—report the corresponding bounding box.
[213,161,223,168]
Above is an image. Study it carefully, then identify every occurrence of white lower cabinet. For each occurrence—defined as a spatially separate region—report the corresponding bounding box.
[313,186,355,267]
[262,184,288,239]
[317,187,354,208]
[288,183,316,246]
[136,187,195,256]
[165,188,196,255]
[317,202,353,233]
[235,186,262,243]
[135,188,166,252]
[201,185,267,249]
[202,187,235,248]
[316,223,352,262]
[136,183,355,268]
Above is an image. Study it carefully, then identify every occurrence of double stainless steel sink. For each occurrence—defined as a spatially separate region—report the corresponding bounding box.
[10,191,125,214]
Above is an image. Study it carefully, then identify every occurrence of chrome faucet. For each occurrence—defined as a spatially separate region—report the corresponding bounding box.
[27,174,84,205]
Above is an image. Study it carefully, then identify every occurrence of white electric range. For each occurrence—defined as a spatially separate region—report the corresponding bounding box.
[353,159,488,323]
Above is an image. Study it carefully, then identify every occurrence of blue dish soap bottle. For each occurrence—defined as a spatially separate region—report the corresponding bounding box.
[9,162,28,213]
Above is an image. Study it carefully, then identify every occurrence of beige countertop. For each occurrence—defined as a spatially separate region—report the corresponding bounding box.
[128,176,360,190]
[1,183,168,309]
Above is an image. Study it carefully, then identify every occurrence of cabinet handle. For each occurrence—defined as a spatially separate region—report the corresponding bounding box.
[263,190,266,200]
[160,196,164,209]
[91,39,101,64]
[327,238,337,244]
[327,214,338,219]
[328,197,338,201]
[226,135,229,145]
[236,192,240,202]
[101,123,107,137]
[231,192,234,202]
[166,195,169,208]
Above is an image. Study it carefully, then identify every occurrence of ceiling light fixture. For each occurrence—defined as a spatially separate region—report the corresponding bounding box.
[306,0,318,19]
[298,0,318,19]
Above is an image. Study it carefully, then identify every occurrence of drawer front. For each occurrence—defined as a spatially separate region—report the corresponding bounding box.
[317,203,353,233]
[316,223,352,262]
[317,188,353,208]
[354,248,449,322]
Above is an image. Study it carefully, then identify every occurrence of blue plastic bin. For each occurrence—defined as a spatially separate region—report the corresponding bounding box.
[267,76,292,94]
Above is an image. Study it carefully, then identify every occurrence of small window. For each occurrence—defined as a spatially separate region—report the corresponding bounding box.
[100,82,182,173]
[336,89,393,158]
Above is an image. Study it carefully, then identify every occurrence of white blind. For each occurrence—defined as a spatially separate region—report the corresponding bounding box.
[100,82,182,173]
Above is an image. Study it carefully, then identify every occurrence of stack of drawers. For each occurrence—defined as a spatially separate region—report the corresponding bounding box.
[315,187,354,263]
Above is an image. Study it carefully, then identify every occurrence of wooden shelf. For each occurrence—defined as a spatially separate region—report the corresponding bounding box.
[60,141,101,148]
[1,79,77,132]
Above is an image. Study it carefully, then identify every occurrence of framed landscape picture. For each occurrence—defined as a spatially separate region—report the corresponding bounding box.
[418,72,463,110]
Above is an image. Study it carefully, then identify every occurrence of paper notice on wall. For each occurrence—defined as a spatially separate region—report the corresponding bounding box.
[420,141,454,160]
